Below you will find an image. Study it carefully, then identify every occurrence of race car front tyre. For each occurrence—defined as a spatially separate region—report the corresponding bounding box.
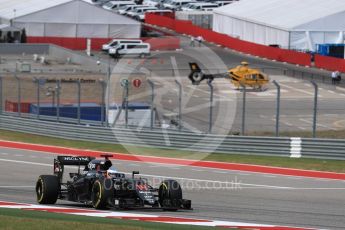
[36,175,59,204]
[159,179,182,211]
[91,178,113,209]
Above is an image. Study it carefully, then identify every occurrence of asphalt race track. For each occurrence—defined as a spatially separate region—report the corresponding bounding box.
[0,147,344,229]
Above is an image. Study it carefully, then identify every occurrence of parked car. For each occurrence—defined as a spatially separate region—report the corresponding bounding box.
[181,2,218,11]
[126,6,157,18]
[102,1,135,10]
[163,0,196,10]
[135,9,172,21]
[109,43,151,58]
[118,5,148,15]
[91,0,111,5]
[102,39,142,52]
[142,0,163,7]
[205,0,238,2]
[213,0,232,6]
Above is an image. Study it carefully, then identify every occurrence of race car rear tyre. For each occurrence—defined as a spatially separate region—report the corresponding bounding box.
[91,178,113,209]
[36,175,59,204]
[159,179,182,211]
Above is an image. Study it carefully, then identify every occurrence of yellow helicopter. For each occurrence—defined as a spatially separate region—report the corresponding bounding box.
[188,62,269,91]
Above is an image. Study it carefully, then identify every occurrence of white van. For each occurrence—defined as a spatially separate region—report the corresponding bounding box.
[102,1,135,10]
[102,39,142,51]
[181,2,218,11]
[163,0,196,10]
[126,6,157,18]
[109,43,151,58]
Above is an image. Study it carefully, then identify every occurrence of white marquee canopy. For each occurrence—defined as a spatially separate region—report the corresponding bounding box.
[213,0,345,51]
[0,0,140,38]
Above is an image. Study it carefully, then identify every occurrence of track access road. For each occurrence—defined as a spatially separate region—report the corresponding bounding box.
[0,147,344,229]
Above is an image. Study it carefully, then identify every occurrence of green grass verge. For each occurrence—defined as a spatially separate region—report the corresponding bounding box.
[0,129,344,173]
[0,208,214,230]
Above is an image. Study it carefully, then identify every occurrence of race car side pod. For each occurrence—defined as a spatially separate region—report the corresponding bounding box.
[188,62,227,85]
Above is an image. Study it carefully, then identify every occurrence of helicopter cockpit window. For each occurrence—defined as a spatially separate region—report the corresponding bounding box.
[258,74,265,80]
[246,74,257,80]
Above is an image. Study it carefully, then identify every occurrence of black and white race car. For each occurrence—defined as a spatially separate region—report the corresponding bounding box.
[35,154,192,211]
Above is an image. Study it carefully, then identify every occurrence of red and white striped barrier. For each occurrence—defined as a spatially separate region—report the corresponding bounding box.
[0,201,312,230]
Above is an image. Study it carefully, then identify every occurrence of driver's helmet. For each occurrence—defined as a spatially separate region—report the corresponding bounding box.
[106,166,118,178]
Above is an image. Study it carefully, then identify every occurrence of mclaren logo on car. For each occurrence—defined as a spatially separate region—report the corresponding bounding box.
[63,156,89,161]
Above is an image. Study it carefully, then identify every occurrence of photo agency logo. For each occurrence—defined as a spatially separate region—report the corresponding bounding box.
[101,173,242,192]
[107,38,238,164]
[133,175,243,191]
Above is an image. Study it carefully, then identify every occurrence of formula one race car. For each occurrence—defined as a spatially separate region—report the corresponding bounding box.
[35,155,191,211]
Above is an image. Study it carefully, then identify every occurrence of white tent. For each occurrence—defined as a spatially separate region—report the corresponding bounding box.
[213,0,345,51]
[0,0,140,39]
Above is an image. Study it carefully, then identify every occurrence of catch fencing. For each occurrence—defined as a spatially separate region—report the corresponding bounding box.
[0,71,344,138]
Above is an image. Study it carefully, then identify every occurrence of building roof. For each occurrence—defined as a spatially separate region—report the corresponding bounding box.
[214,0,345,30]
[0,0,139,25]
[0,0,72,20]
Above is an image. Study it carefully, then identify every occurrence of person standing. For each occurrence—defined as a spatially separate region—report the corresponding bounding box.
[336,70,341,84]
[197,35,203,47]
[331,71,337,85]
[190,36,195,47]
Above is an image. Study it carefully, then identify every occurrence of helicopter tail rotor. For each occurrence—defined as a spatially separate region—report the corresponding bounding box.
[188,63,207,85]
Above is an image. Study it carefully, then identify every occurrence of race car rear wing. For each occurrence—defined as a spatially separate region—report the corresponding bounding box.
[56,156,94,165]
[54,156,95,182]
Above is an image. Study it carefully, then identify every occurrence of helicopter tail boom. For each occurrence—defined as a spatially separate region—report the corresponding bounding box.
[188,62,226,85]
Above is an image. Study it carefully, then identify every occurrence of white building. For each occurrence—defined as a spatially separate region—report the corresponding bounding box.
[213,0,345,51]
[0,0,140,41]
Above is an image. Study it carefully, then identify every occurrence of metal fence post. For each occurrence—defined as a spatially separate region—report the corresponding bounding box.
[207,80,214,133]
[106,61,111,127]
[147,80,154,130]
[15,74,21,117]
[56,79,61,122]
[241,84,246,135]
[125,81,129,128]
[175,80,182,131]
[273,80,280,136]
[18,77,21,117]
[311,81,318,138]
[0,76,2,114]
[100,80,106,126]
[77,79,81,125]
[34,78,40,119]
